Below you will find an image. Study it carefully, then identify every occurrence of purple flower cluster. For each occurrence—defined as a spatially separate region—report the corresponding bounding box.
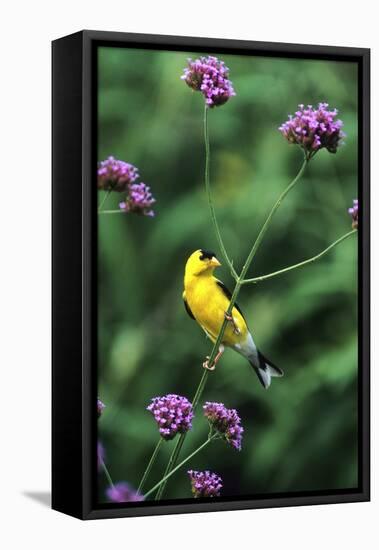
[98,156,156,217]
[279,103,345,159]
[188,470,223,498]
[97,156,139,192]
[106,481,144,503]
[203,401,244,451]
[97,398,106,418]
[348,199,358,229]
[147,394,194,440]
[181,56,236,108]
[119,182,156,217]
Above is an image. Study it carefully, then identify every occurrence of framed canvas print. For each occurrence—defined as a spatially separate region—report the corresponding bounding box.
[52,30,370,520]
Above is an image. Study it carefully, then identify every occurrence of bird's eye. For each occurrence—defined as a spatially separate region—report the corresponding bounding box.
[199,249,216,261]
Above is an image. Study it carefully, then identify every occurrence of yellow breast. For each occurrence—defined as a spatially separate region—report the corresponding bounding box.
[184,274,248,347]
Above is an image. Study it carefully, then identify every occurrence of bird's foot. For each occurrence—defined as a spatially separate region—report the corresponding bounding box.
[202,346,224,371]
[224,311,241,335]
[203,356,216,371]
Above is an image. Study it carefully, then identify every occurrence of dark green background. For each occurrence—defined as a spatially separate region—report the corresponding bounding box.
[97,47,358,502]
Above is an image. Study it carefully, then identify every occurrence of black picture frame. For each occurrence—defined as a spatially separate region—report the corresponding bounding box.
[52,30,370,520]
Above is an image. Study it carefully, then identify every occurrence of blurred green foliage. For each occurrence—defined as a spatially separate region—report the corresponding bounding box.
[97,47,358,501]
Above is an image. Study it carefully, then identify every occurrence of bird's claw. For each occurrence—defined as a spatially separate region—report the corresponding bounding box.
[203,356,216,371]
[224,311,241,335]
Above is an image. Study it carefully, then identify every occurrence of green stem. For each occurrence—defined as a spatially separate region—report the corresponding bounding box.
[243,229,357,285]
[155,157,308,500]
[155,436,184,500]
[241,156,308,279]
[145,435,216,500]
[196,158,309,374]
[156,281,242,502]
[155,398,206,499]
[137,437,163,495]
[204,106,238,280]
[98,190,112,213]
[98,209,124,215]
[100,458,115,490]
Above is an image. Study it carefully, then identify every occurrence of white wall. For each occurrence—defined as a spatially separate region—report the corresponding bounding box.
[0,1,376,548]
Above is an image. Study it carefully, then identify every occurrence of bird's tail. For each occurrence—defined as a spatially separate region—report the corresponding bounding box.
[250,351,284,389]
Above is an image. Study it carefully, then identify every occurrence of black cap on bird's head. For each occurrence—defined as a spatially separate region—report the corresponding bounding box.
[199,249,221,267]
[199,249,217,261]
[185,248,221,276]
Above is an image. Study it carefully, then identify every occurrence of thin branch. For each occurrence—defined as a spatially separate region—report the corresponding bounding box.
[204,106,238,280]
[241,156,308,278]
[99,458,115,490]
[98,190,112,212]
[155,157,309,500]
[98,209,124,214]
[243,229,357,285]
[146,435,216,500]
[137,437,163,495]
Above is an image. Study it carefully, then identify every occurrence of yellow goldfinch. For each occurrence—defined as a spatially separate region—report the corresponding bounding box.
[183,249,283,389]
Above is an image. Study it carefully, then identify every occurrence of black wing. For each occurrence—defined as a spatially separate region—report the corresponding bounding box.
[183,293,195,320]
[216,280,247,324]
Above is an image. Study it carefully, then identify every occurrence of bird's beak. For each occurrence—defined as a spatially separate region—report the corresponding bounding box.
[210,257,221,267]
